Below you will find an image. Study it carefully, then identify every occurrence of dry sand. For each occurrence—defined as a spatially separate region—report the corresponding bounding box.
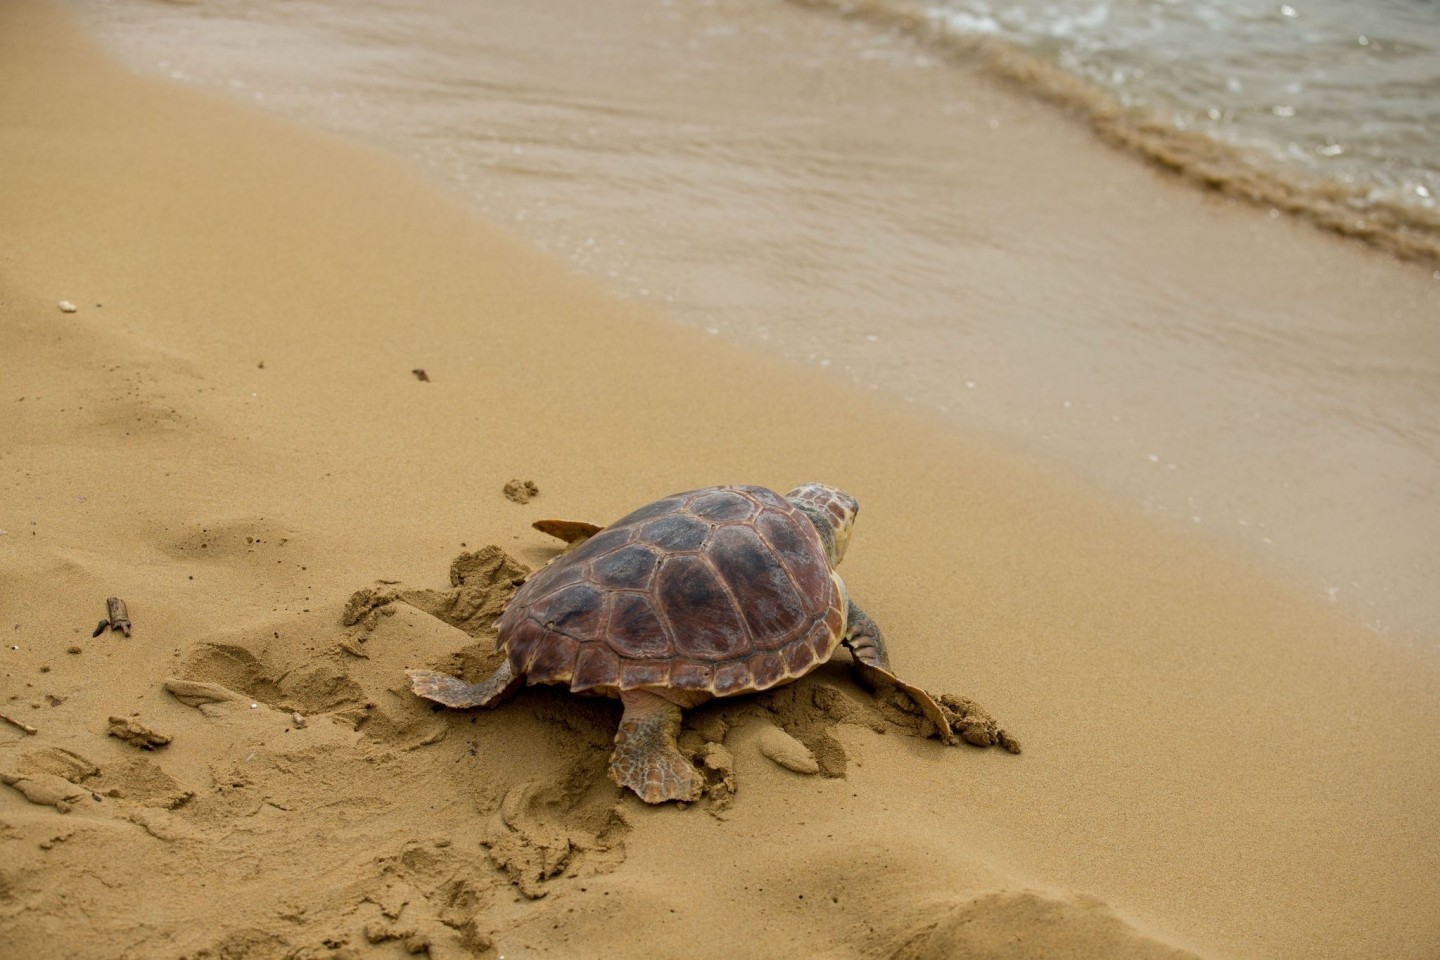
[2,2,1439,958]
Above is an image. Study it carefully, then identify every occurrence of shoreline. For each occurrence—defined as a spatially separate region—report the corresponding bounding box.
[3,3,1440,959]
[65,0,1440,641]
[793,0,1440,268]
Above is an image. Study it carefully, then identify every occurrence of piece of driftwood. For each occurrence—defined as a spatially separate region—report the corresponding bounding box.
[93,597,132,637]
[0,712,39,735]
[106,597,131,637]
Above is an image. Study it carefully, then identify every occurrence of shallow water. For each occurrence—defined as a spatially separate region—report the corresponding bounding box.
[804,0,1440,263]
[69,0,1440,639]
[917,0,1440,212]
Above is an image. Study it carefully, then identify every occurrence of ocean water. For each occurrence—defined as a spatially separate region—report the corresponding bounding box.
[67,0,1440,639]
[852,0,1440,257]
[931,0,1440,194]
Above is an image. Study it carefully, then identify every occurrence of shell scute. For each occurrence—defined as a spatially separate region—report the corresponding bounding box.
[606,592,674,659]
[562,525,635,564]
[638,513,711,552]
[517,560,588,607]
[525,631,579,683]
[667,659,714,690]
[529,582,608,638]
[619,658,670,688]
[755,508,818,570]
[572,644,621,690]
[712,661,753,696]
[782,637,816,674]
[750,650,787,689]
[611,494,689,529]
[708,524,808,651]
[690,489,758,523]
[756,509,832,616]
[808,621,836,661]
[656,554,751,662]
[592,543,661,591]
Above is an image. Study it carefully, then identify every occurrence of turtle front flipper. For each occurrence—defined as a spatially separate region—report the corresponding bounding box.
[609,689,702,804]
[408,660,521,709]
[843,600,1018,752]
[841,600,956,744]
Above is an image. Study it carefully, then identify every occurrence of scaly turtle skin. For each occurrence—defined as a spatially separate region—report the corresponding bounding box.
[408,483,956,803]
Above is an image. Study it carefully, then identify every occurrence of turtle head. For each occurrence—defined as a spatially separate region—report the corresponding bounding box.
[784,483,859,567]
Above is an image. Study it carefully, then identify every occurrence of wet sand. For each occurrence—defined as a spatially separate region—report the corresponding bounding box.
[3,2,1439,959]
[68,0,1440,640]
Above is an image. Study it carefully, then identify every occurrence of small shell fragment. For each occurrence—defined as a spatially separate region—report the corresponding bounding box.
[58,301,77,313]
[755,725,819,775]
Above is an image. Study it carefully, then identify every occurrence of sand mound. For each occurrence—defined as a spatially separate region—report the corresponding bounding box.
[888,890,1202,960]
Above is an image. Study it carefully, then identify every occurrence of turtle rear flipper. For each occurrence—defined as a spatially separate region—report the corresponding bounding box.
[532,518,604,546]
[407,661,520,709]
[609,689,702,804]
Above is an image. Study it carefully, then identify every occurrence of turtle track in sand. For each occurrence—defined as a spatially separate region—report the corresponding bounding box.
[2,541,1175,960]
[1,546,634,959]
[1,541,1022,960]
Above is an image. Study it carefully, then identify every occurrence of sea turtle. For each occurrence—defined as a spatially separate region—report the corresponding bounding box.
[408,483,965,803]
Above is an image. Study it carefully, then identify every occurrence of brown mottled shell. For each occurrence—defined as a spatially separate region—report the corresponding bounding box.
[496,485,845,698]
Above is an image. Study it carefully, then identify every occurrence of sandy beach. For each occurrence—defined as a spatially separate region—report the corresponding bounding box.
[67,0,1440,641]
[3,2,1439,958]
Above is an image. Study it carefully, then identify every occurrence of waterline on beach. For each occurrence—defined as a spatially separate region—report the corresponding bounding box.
[67,0,1440,639]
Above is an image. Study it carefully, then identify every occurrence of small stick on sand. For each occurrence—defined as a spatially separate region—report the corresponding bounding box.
[0,712,39,735]
[105,597,131,637]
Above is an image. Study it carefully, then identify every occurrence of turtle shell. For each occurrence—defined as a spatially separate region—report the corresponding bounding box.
[496,485,845,698]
